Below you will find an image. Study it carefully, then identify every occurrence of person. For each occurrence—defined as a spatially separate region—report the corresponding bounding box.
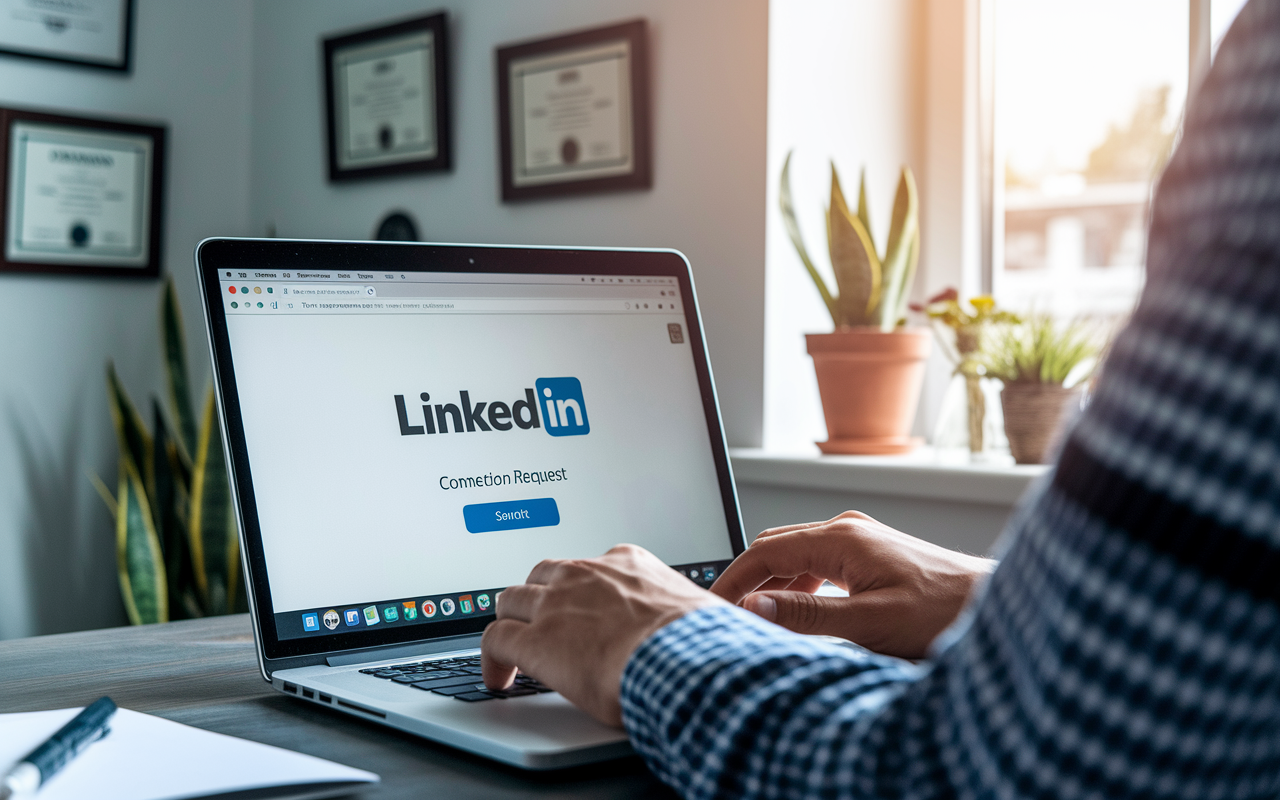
[481,2,1280,796]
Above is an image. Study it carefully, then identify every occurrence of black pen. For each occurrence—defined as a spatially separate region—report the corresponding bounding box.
[0,697,116,799]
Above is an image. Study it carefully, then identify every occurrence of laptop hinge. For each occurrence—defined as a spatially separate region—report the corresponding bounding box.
[325,633,484,667]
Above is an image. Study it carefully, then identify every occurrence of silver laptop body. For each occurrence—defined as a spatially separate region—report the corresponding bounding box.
[195,239,746,769]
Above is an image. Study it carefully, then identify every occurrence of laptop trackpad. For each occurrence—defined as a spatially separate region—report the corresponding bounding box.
[311,669,629,753]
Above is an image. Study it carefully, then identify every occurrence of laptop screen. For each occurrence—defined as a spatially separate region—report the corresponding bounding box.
[211,253,739,652]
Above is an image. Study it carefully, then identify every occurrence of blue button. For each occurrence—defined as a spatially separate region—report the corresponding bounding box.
[463,498,560,533]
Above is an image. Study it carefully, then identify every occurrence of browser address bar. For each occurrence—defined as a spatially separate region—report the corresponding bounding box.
[277,296,647,313]
[281,285,376,297]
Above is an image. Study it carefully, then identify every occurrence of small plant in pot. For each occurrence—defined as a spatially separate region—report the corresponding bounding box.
[779,151,929,455]
[982,315,1098,464]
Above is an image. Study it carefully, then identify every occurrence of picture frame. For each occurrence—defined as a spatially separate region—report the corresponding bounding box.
[0,0,133,72]
[323,12,452,182]
[0,107,165,278]
[497,18,651,202]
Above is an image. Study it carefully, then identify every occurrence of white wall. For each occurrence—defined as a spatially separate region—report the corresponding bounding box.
[248,0,768,448]
[763,0,925,451]
[0,0,254,639]
[0,0,768,640]
[764,0,987,452]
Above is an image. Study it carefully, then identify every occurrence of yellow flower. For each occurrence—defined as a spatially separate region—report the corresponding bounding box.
[969,295,995,313]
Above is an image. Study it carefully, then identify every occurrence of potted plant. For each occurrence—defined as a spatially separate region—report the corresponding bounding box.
[916,289,1019,457]
[982,314,1098,464]
[91,280,245,624]
[779,152,929,454]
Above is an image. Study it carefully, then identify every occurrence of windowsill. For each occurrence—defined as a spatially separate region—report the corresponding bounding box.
[729,447,1049,506]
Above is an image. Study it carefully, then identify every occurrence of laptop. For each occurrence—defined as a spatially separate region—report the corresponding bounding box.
[195,238,746,770]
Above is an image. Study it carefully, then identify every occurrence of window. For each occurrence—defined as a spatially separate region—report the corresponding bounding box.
[989,0,1251,321]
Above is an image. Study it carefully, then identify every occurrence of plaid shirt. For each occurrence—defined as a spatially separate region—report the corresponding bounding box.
[619,3,1280,797]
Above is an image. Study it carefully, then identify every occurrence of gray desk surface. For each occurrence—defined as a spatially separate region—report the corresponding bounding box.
[0,615,674,799]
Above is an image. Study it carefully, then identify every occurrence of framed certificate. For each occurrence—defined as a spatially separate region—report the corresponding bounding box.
[0,0,133,72]
[497,19,651,202]
[0,107,164,277]
[323,12,452,182]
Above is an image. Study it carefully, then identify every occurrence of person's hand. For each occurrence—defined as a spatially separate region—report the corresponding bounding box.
[481,544,725,726]
[711,511,995,659]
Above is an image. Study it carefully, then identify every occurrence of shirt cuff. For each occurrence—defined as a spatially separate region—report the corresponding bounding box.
[618,604,915,792]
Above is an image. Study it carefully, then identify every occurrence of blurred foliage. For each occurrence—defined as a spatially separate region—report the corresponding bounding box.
[915,288,1021,358]
[1086,85,1178,184]
[93,279,245,624]
[779,151,920,331]
[982,313,1099,387]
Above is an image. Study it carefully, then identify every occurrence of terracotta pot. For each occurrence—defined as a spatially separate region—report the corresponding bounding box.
[806,328,931,455]
[1000,383,1081,464]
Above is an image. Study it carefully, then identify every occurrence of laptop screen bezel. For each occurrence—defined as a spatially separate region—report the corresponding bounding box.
[196,238,746,665]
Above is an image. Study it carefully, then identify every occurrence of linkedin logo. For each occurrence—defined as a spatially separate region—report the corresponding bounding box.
[394,377,589,438]
[535,377,589,436]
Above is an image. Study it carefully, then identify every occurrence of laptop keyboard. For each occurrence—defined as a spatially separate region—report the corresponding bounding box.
[359,654,553,702]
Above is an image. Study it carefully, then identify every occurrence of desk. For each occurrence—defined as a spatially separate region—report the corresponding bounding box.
[0,615,672,799]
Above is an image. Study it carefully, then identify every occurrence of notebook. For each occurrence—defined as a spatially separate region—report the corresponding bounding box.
[0,707,378,800]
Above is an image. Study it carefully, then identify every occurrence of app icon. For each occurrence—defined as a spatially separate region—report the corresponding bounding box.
[322,609,339,630]
[382,606,399,623]
[535,377,590,436]
[688,568,699,580]
[703,567,717,582]
[363,605,379,625]
[421,599,437,618]
[402,602,418,621]
[230,301,238,308]
[302,613,319,632]
[476,593,491,611]
[440,598,456,616]
[458,594,474,614]
[344,608,361,627]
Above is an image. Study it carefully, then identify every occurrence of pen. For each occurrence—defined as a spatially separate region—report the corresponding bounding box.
[0,697,116,799]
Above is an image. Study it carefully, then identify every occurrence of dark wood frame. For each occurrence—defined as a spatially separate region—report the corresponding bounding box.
[323,12,452,182]
[0,107,165,278]
[0,0,134,72]
[497,19,651,202]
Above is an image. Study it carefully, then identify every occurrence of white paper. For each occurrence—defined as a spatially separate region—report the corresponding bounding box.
[0,707,378,800]
[510,39,633,187]
[5,121,152,267]
[0,0,128,66]
[334,30,437,170]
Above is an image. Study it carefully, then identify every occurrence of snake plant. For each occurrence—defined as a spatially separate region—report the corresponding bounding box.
[780,151,920,331]
[93,280,245,624]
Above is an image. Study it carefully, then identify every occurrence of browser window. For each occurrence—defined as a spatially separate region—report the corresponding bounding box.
[218,268,734,641]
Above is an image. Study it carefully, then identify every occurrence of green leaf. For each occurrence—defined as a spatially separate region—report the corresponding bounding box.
[878,167,920,330]
[829,162,853,226]
[190,387,235,614]
[153,401,197,620]
[117,458,168,625]
[780,151,838,326]
[107,363,153,486]
[829,200,881,326]
[856,167,874,257]
[162,279,198,460]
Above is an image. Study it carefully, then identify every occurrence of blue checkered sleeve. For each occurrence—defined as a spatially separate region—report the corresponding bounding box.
[619,3,1280,797]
